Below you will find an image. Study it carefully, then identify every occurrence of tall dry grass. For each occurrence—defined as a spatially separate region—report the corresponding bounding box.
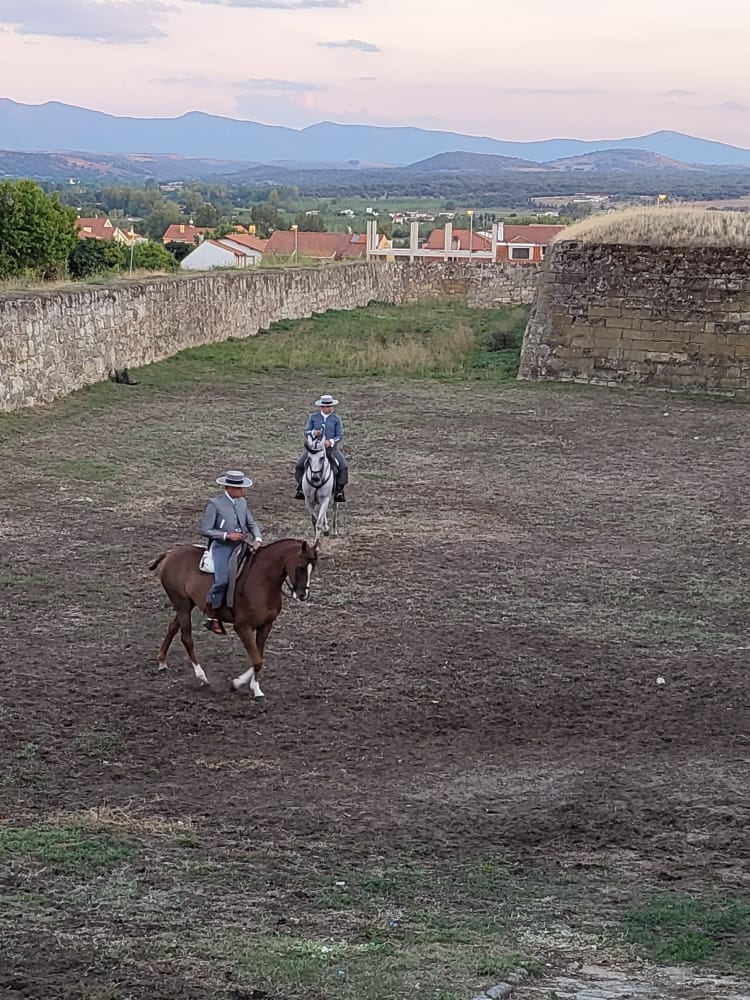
[557,206,750,247]
[159,302,529,384]
[279,322,476,376]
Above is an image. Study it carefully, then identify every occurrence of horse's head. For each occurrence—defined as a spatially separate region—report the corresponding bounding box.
[286,540,319,601]
[305,431,326,454]
[304,432,328,476]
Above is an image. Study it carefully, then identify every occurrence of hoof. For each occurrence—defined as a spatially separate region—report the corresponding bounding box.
[254,695,267,711]
[228,678,240,693]
[157,661,168,673]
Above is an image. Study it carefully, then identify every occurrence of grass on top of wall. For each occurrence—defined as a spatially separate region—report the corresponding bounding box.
[151,301,530,385]
[559,206,750,248]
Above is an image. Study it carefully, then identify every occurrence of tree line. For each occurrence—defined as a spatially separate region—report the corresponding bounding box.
[0,180,177,282]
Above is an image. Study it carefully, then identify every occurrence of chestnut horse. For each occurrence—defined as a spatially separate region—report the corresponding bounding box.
[149,538,318,702]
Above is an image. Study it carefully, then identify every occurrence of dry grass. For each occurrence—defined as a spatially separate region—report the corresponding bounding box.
[291,322,476,376]
[0,268,177,295]
[0,259,360,295]
[557,206,750,247]
[45,804,197,838]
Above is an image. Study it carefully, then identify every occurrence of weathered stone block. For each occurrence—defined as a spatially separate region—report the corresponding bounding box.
[518,242,750,395]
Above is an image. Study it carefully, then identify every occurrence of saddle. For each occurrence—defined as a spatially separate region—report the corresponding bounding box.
[197,541,254,610]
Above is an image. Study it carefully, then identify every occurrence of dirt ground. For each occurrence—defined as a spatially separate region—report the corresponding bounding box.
[1,371,749,998]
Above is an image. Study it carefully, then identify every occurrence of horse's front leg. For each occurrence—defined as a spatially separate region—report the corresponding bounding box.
[304,494,318,534]
[232,623,266,705]
[317,494,331,539]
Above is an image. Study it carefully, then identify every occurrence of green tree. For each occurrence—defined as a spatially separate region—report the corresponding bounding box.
[0,179,78,279]
[68,239,125,278]
[250,203,287,238]
[208,222,237,239]
[193,202,220,228]
[131,241,177,272]
[294,212,325,232]
[144,203,186,241]
[165,240,193,263]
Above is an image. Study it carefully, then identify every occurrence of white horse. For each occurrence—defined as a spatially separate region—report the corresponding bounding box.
[301,432,339,543]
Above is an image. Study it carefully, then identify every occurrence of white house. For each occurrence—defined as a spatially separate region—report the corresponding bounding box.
[180,237,263,271]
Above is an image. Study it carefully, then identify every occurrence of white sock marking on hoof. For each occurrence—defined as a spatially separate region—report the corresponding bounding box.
[192,662,209,685]
[233,666,256,690]
[157,660,168,672]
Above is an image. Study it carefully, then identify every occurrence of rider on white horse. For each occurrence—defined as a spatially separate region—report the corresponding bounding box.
[294,393,348,503]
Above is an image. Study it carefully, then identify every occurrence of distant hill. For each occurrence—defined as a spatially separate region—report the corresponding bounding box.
[2,98,750,166]
[405,150,545,172]
[0,149,261,182]
[548,148,700,172]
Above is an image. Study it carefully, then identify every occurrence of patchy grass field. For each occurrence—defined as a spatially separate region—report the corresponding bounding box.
[1,302,749,999]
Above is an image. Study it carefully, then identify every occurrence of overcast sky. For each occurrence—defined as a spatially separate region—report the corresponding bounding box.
[0,0,748,144]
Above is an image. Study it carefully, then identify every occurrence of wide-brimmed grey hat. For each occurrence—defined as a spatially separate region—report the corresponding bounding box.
[315,394,339,406]
[216,470,253,488]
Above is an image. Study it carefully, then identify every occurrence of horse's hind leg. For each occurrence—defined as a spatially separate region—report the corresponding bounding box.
[231,623,265,704]
[177,604,209,686]
[157,614,180,672]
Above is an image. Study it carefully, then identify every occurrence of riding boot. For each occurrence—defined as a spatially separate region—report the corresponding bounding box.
[203,602,226,635]
[294,477,304,500]
[335,487,346,502]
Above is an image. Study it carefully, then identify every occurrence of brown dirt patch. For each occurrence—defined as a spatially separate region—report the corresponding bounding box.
[1,373,749,997]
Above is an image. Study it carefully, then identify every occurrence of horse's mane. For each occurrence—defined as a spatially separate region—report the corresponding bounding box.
[257,538,305,552]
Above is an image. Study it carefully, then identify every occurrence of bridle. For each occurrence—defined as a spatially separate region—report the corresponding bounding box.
[284,556,316,601]
[303,436,333,500]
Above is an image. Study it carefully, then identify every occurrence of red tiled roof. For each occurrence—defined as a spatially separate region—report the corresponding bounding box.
[265,231,353,259]
[503,224,566,244]
[118,227,144,245]
[220,234,268,253]
[339,233,371,258]
[76,217,115,240]
[162,223,211,244]
[423,228,492,251]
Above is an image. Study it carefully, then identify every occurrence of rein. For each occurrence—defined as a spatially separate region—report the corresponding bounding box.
[241,541,300,600]
[304,447,333,499]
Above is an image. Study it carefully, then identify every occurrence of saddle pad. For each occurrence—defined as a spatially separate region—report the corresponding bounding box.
[198,546,214,574]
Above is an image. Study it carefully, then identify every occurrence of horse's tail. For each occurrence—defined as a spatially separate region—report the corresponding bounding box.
[148,551,168,572]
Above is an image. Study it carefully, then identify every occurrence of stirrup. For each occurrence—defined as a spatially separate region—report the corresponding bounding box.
[294,487,304,500]
[204,617,226,636]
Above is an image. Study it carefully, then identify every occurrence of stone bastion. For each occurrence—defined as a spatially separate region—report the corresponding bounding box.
[518,240,750,397]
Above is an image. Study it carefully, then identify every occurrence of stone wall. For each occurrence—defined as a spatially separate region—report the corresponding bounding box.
[518,242,750,396]
[0,261,539,412]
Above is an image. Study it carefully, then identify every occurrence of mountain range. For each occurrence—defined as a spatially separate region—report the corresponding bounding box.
[0,146,719,184]
[2,98,750,169]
